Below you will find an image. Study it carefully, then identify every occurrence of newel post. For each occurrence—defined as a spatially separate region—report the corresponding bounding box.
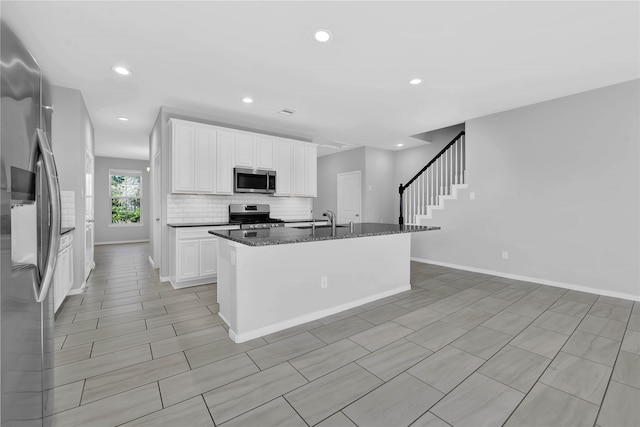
[398,184,404,225]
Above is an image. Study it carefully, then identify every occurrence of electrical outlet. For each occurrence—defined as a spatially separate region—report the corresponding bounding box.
[321,276,328,289]
[501,251,509,260]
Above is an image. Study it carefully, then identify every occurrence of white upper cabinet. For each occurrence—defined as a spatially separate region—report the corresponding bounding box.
[255,136,274,169]
[171,119,216,194]
[234,133,275,170]
[274,139,292,196]
[215,131,235,195]
[234,133,254,168]
[170,119,315,197]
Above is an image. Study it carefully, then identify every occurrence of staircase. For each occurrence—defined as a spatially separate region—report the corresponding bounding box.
[399,131,466,225]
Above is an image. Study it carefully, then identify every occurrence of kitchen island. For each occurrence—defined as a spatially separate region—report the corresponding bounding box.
[209,223,440,343]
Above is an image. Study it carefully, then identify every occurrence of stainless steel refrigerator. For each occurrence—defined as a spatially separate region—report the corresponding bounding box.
[1,21,61,426]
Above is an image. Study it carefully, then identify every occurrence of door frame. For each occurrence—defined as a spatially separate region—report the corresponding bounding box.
[337,170,362,224]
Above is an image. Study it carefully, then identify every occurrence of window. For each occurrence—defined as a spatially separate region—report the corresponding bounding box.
[110,169,142,225]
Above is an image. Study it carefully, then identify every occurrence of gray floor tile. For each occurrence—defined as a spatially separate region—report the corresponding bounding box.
[317,306,365,325]
[92,325,176,357]
[82,352,190,404]
[393,292,438,311]
[408,345,484,393]
[63,319,147,348]
[357,339,432,381]
[314,411,357,427]
[290,339,369,381]
[589,302,632,322]
[521,289,561,305]
[285,363,383,426]
[490,287,528,302]
[58,302,103,316]
[628,313,640,331]
[507,280,540,292]
[612,351,640,389]
[562,330,621,367]
[96,306,168,328]
[54,319,98,338]
[164,296,217,313]
[121,396,214,427]
[473,280,510,293]
[142,292,199,309]
[561,290,599,305]
[548,299,590,317]
[54,344,151,387]
[100,293,161,309]
[510,325,569,359]
[151,325,228,358]
[311,316,374,344]
[596,381,640,427]
[479,345,551,393]
[247,332,325,369]
[410,411,451,427]
[44,380,83,416]
[431,373,524,427]
[47,383,162,427]
[349,321,413,351]
[159,353,259,407]
[80,289,142,305]
[204,363,307,424]
[72,303,144,322]
[454,288,493,302]
[596,295,634,308]
[184,337,267,369]
[505,299,549,318]
[144,306,211,329]
[173,313,224,335]
[450,326,512,360]
[357,303,410,325]
[540,352,611,404]
[481,310,532,336]
[393,307,447,330]
[220,397,306,427]
[577,315,627,341]
[531,310,581,335]
[426,297,472,314]
[467,296,513,314]
[406,321,468,351]
[53,342,92,367]
[441,307,493,330]
[621,329,640,354]
[262,320,324,343]
[343,373,443,427]
[506,382,598,427]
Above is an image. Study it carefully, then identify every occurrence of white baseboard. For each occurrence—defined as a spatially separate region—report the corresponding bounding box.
[95,239,150,246]
[169,276,216,290]
[412,257,640,302]
[67,281,87,295]
[228,284,411,343]
[159,275,170,283]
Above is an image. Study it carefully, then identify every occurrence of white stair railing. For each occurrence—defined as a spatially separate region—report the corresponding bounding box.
[399,132,465,225]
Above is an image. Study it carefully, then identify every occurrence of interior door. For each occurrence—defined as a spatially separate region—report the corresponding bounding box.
[151,152,161,268]
[337,170,362,224]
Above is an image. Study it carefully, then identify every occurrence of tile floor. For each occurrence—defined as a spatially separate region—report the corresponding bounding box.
[49,243,640,426]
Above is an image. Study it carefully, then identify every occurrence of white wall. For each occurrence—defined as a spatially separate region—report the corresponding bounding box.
[364,147,395,223]
[314,147,366,219]
[412,79,640,300]
[94,156,150,244]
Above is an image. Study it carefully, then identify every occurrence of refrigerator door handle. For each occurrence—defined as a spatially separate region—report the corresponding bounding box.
[34,128,61,302]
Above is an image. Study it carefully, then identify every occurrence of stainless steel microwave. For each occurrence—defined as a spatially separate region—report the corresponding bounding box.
[233,168,276,194]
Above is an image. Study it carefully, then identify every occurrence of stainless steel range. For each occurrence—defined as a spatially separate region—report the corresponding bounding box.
[229,204,285,229]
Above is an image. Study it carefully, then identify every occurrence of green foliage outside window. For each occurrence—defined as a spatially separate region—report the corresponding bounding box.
[111,173,141,224]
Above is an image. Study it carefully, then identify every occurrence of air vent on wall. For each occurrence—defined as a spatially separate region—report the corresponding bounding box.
[278,108,296,116]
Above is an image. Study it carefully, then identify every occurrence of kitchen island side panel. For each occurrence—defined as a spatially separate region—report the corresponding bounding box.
[219,233,411,342]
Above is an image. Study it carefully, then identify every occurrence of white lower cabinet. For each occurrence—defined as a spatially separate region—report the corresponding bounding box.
[54,233,74,313]
[170,226,238,288]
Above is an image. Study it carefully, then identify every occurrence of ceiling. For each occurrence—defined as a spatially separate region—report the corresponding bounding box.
[2,1,638,160]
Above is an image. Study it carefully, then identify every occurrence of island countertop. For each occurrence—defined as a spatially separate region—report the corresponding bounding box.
[208,222,440,246]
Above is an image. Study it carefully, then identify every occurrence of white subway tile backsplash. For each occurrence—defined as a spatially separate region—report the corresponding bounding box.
[166,193,313,223]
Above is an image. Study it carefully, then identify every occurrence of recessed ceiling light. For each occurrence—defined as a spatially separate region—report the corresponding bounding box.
[409,78,423,85]
[313,29,332,43]
[112,65,132,76]
[396,143,404,147]
[242,97,254,104]
[117,117,129,121]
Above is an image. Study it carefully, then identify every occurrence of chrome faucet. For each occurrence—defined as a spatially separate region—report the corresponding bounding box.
[323,210,337,235]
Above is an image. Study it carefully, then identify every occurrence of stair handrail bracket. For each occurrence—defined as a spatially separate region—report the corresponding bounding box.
[398,131,465,225]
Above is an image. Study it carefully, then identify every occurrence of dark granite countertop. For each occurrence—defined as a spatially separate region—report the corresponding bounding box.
[61,227,75,235]
[167,222,236,228]
[209,222,440,246]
